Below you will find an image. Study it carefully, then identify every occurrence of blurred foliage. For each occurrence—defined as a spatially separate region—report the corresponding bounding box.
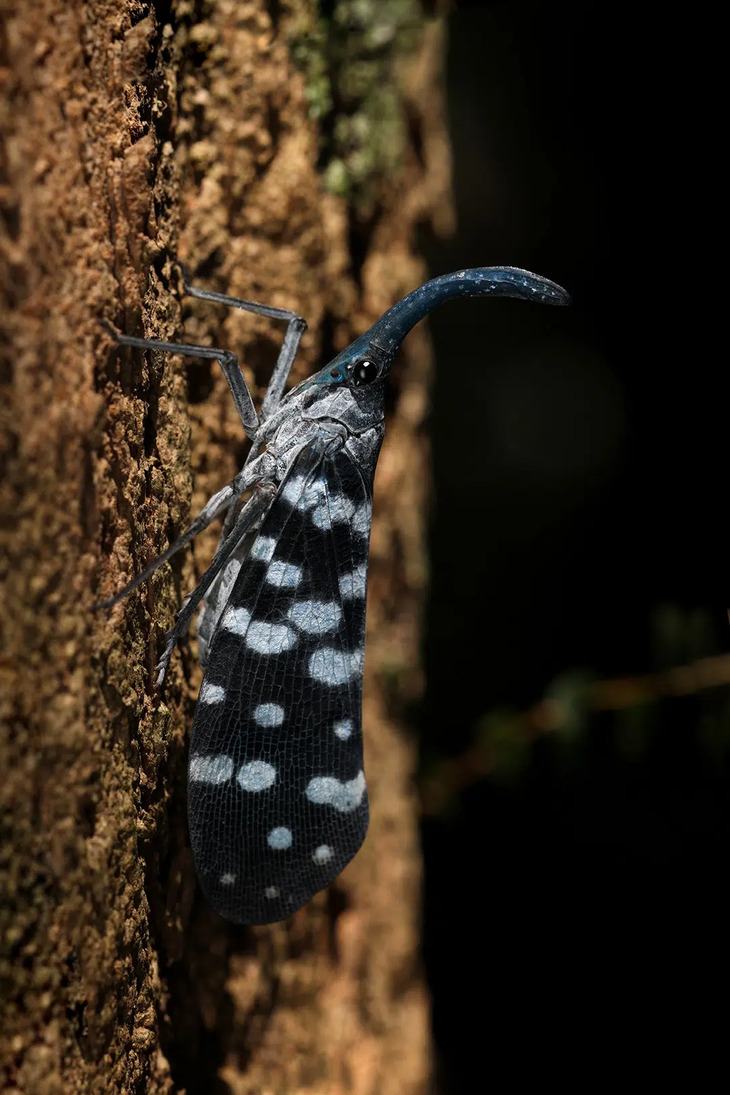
[651,603,717,670]
[420,604,730,815]
[288,0,423,210]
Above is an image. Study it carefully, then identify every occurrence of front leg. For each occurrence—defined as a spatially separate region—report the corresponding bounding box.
[103,321,259,441]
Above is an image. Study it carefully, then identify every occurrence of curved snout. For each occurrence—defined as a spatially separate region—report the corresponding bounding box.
[365,266,570,358]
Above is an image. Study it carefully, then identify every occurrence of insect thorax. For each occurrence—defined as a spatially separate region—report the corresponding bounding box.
[196,395,384,670]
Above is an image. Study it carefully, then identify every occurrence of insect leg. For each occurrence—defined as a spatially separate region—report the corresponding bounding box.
[93,480,241,611]
[104,322,259,441]
[179,266,307,419]
[156,482,276,685]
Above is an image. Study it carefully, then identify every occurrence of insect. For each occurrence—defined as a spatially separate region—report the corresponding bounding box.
[98,265,569,924]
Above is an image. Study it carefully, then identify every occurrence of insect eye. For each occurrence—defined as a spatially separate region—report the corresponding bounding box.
[351,360,379,386]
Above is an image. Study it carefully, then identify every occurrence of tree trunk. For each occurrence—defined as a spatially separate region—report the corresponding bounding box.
[1,1,452,1091]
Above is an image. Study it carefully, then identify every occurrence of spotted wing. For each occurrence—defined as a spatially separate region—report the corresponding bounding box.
[187,436,374,924]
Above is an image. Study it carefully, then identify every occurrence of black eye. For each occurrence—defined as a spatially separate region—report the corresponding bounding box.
[352,360,378,386]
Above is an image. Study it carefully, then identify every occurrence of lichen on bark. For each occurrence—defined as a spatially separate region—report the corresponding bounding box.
[288,0,424,208]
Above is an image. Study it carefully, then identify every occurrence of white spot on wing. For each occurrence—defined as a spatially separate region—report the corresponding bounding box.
[280,475,306,505]
[338,562,367,600]
[237,760,277,792]
[280,475,301,503]
[312,844,334,864]
[308,647,362,685]
[190,754,234,784]
[333,719,353,740]
[199,681,226,704]
[281,476,324,509]
[246,619,297,655]
[334,494,357,522]
[311,496,331,530]
[220,872,236,886]
[264,886,279,899]
[305,771,366,813]
[288,600,342,634]
[312,492,356,529]
[250,536,276,563]
[266,560,302,588]
[267,826,293,850]
[222,605,252,636]
[303,482,326,508]
[254,703,285,727]
[352,501,371,538]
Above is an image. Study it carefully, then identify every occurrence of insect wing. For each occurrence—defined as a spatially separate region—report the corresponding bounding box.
[188,438,373,924]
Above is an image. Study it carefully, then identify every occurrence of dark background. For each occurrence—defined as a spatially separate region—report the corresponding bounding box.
[420,1,727,1085]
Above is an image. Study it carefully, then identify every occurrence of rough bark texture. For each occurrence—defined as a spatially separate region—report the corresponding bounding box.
[0,1,452,1091]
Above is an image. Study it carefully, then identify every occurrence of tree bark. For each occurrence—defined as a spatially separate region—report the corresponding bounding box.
[0,1,452,1090]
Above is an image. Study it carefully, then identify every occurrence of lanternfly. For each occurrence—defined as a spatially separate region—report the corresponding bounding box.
[98,266,569,924]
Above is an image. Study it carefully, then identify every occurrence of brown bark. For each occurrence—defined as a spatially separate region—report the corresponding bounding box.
[0,1,452,1090]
